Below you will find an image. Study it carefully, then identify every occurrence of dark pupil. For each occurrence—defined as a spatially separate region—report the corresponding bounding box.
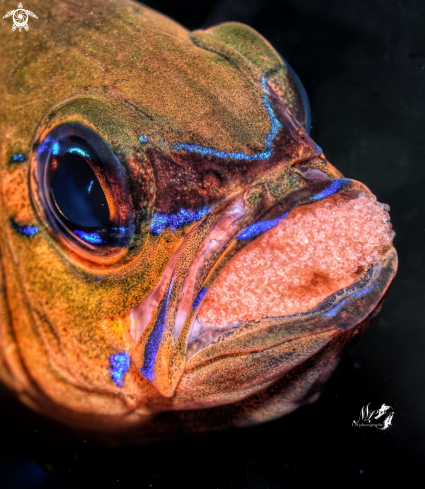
[51,153,109,228]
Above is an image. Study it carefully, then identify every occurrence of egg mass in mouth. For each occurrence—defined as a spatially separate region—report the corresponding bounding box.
[198,193,394,327]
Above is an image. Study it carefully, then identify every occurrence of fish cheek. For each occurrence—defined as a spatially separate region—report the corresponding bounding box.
[0,232,116,415]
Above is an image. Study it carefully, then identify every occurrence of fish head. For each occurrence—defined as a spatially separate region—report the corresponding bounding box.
[0,0,397,439]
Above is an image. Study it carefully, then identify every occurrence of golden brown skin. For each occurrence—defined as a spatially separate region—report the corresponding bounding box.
[0,0,397,444]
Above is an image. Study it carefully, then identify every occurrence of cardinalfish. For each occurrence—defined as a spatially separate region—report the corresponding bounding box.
[0,0,396,443]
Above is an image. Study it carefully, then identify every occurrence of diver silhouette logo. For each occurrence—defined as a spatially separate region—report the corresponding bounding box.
[352,403,394,430]
[3,3,38,31]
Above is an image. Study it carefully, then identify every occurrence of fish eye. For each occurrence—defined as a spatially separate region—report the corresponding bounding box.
[51,144,110,229]
[34,123,134,259]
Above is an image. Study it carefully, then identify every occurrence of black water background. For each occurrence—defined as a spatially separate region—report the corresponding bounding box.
[1,0,424,487]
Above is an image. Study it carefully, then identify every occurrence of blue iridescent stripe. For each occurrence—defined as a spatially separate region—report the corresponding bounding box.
[109,351,130,386]
[52,142,60,155]
[140,278,174,382]
[323,286,375,318]
[237,212,289,240]
[261,76,270,95]
[309,179,350,201]
[38,140,51,154]
[11,219,39,237]
[138,77,283,161]
[51,144,90,158]
[192,287,208,310]
[74,230,103,244]
[10,153,26,163]
[170,87,281,160]
[150,206,209,235]
[68,147,90,158]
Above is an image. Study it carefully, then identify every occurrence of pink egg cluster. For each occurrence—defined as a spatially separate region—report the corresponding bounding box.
[198,193,394,327]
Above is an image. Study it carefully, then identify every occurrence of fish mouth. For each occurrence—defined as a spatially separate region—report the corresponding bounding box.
[130,177,397,395]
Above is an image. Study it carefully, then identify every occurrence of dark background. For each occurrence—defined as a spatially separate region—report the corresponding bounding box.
[1,0,424,487]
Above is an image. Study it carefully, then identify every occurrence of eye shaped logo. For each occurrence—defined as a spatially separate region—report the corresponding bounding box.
[3,3,38,32]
